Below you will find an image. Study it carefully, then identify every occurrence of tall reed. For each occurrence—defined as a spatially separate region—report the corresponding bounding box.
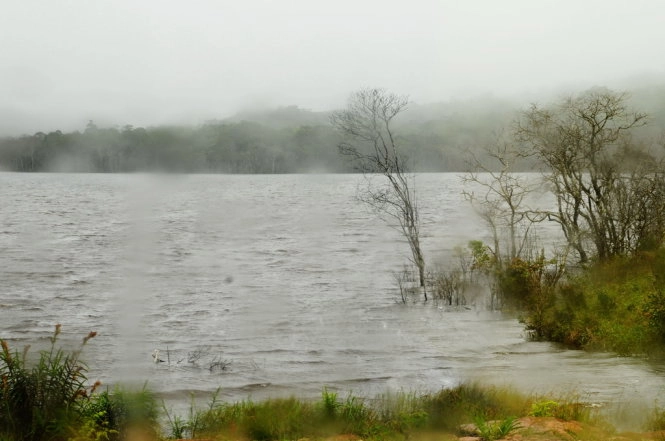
[0,325,98,441]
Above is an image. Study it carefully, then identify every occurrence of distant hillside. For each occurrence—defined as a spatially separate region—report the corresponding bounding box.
[221,105,331,128]
[1,82,664,173]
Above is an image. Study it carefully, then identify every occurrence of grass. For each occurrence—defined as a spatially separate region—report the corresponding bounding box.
[527,394,594,422]
[2,325,662,440]
[174,391,383,440]
[0,325,98,441]
[0,328,615,441]
[421,382,529,431]
[473,415,521,441]
[0,326,161,441]
[157,382,608,440]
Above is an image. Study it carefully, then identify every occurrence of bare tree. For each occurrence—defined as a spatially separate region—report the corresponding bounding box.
[463,140,540,267]
[331,88,427,299]
[515,88,665,262]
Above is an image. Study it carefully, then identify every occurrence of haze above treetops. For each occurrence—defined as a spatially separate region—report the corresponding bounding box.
[5,75,665,138]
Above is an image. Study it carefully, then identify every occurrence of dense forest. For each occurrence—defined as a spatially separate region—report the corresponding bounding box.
[1,84,664,173]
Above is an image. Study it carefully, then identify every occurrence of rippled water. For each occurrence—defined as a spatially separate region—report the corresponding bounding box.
[1,172,664,412]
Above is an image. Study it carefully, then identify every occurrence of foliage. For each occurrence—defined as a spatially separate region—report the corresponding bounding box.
[68,408,118,441]
[162,388,222,439]
[529,400,560,417]
[82,387,160,440]
[0,327,163,441]
[466,238,665,356]
[499,252,565,334]
[465,236,565,315]
[528,397,593,422]
[520,252,665,354]
[0,325,97,441]
[473,415,521,441]
[469,240,495,272]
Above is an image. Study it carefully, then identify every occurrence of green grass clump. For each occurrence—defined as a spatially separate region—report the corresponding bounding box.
[373,390,429,434]
[79,386,160,440]
[473,415,521,441]
[527,396,593,422]
[0,326,161,441]
[421,382,529,432]
[0,325,98,441]
[529,399,560,417]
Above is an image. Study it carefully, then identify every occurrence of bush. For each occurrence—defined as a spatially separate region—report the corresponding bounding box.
[496,254,562,338]
[80,387,160,440]
[502,250,665,355]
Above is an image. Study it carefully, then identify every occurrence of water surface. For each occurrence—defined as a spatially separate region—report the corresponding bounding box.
[1,173,663,413]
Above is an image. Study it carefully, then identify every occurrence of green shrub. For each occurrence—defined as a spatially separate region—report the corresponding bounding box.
[474,415,520,441]
[82,386,159,440]
[529,400,559,417]
[69,407,118,441]
[644,288,665,344]
[514,251,665,354]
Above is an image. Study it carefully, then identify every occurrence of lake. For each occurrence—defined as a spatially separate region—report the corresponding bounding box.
[1,172,664,418]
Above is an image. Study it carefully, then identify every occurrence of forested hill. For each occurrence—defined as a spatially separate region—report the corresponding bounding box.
[1,87,663,173]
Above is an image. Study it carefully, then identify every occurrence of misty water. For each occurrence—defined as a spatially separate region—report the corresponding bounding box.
[2,172,665,414]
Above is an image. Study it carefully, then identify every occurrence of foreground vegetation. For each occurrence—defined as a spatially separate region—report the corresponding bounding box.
[5,86,665,439]
[3,326,665,441]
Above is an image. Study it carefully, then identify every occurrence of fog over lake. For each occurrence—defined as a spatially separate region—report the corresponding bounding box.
[2,1,665,135]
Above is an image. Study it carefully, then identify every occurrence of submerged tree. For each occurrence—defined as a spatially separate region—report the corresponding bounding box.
[331,88,427,299]
[463,140,541,267]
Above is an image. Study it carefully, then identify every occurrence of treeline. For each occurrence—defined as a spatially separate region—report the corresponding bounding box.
[2,84,664,173]
[0,120,346,173]
[0,100,514,173]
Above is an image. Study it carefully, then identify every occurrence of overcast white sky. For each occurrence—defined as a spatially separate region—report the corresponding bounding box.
[1,0,664,135]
